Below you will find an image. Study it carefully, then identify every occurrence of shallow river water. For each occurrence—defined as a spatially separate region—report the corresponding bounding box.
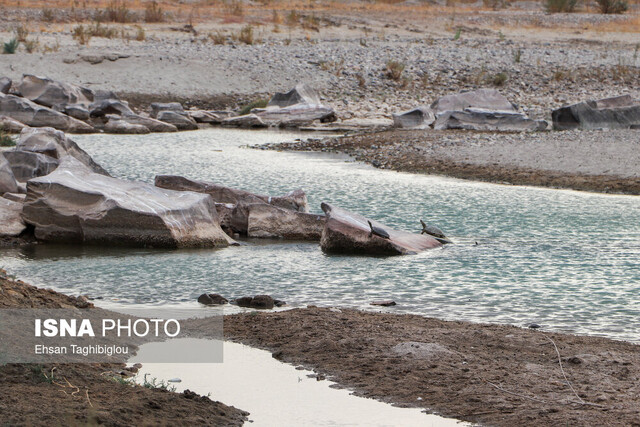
[1,128,639,342]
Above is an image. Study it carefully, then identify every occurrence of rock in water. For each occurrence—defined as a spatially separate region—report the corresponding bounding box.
[371,300,396,306]
[250,295,275,309]
[197,293,228,305]
[552,95,640,130]
[17,74,94,109]
[0,197,26,237]
[430,88,516,114]
[15,127,110,176]
[246,203,325,240]
[320,203,442,256]
[22,158,234,248]
[103,116,150,134]
[0,155,19,194]
[0,94,94,133]
[392,107,435,129]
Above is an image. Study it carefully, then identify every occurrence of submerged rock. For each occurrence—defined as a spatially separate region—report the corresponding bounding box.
[0,94,94,133]
[247,203,325,240]
[22,158,234,248]
[434,109,547,131]
[319,203,442,256]
[0,197,26,237]
[371,300,396,306]
[232,295,283,309]
[197,293,229,305]
[115,114,177,133]
[392,107,435,129]
[552,95,640,130]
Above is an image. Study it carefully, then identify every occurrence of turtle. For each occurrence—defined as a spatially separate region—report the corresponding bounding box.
[420,220,452,244]
[368,220,390,239]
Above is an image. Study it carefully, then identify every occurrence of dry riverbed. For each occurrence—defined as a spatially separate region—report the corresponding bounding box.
[262,129,640,194]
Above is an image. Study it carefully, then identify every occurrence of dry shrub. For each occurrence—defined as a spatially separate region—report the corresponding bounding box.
[238,25,254,44]
[595,0,628,13]
[385,60,405,81]
[545,0,578,12]
[145,1,165,23]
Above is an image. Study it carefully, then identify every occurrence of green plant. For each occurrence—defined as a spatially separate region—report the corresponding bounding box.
[595,0,628,13]
[453,28,461,41]
[3,38,19,54]
[238,25,254,45]
[144,0,165,23]
[239,98,269,115]
[142,374,176,392]
[0,128,16,147]
[545,0,577,13]
[385,60,405,81]
[493,72,508,86]
[513,48,522,63]
[112,375,135,386]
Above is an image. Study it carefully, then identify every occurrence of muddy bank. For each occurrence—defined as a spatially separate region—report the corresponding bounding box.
[263,129,640,195]
[0,272,248,426]
[224,306,640,427]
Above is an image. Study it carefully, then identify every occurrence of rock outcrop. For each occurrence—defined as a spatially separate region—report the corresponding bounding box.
[18,74,93,109]
[22,158,234,248]
[552,95,640,130]
[0,94,94,133]
[246,203,325,240]
[319,203,442,256]
[2,150,59,182]
[434,109,547,131]
[392,107,435,129]
[0,155,19,194]
[0,197,26,237]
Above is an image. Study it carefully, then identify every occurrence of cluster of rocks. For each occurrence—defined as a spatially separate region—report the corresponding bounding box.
[197,293,285,309]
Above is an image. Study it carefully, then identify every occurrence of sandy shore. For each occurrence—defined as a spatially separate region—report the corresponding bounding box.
[263,129,640,194]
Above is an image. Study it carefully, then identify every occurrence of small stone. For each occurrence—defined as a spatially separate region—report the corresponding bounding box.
[528,323,541,329]
[371,300,396,307]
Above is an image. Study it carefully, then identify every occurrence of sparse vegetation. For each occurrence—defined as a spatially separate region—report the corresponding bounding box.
[493,72,508,86]
[385,60,405,81]
[453,28,462,41]
[135,25,146,41]
[3,38,19,54]
[0,128,16,147]
[15,25,29,43]
[41,8,55,23]
[141,374,176,392]
[355,73,367,88]
[95,0,135,23]
[545,0,578,13]
[483,0,510,10]
[24,38,39,53]
[595,0,628,13]
[239,98,269,115]
[72,25,91,45]
[320,59,345,77]
[209,31,227,45]
[514,48,522,63]
[144,0,165,23]
[238,25,254,45]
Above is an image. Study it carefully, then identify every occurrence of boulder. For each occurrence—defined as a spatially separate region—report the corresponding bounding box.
[250,295,275,309]
[214,202,249,235]
[93,89,120,103]
[0,115,26,133]
[234,296,253,307]
[221,114,267,128]
[150,102,184,118]
[16,127,110,176]
[0,197,26,237]
[319,203,442,256]
[156,110,198,130]
[0,94,94,133]
[61,104,90,121]
[1,192,26,202]
[22,157,234,248]
[0,155,19,194]
[89,99,134,118]
[253,84,336,127]
[120,114,178,132]
[155,175,308,212]
[552,95,640,130]
[2,150,59,182]
[434,109,547,131]
[197,293,228,305]
[0,77,11,94]
[392,107,435,129]
[430,89,516,114]
[18,74,93,109]
[103,116,150,134]
[188,110,222,124]
[247,203,325,240]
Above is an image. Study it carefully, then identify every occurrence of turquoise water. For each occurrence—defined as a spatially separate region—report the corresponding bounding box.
[2,128,639,342]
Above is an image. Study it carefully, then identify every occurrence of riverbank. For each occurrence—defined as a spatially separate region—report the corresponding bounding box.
[261,129,640,194]
[0,272,248,426]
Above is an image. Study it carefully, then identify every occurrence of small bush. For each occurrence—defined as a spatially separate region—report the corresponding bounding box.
[355,73,366,88]
[493,72,508,86]
[134,25,145,41]
[238,25,254,45]
[144,1,165,23]
[595,0,628,13]
[72,26,91,45]
[42,8,55,23]
[15,25,29,42]
[95,0,135,23]
[545,0,577,12]
[453,28,462,41]
[209,31,226,45]
[0,128,16,147]
[287,10,300,27]
[385,60,405,81]
[88,22,118,38]
[24,39,39,53]
[3,38,19,54]
[513,48,522,63]
[239,98,269,116]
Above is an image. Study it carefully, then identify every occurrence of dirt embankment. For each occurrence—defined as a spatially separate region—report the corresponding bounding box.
[0,272,248,426]
[224,306,640,427]
[265,130,640,195]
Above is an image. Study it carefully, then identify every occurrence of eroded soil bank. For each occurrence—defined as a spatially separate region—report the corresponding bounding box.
[224,306,640,427]
[264,129,640,195]
[0,273,248,426]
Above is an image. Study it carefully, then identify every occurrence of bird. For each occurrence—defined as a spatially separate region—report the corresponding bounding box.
[368,220,390,239]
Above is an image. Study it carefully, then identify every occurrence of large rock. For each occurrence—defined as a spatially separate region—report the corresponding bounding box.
[253,84,336,127]
[18,74,94,109]
[103,116,150,134]
[392,107,435,129]
[61,104,90,121]
[434,109,547,131]
[552,95,640,131]
[0,77,11,94]
[89,99,134,118]
[155,175,308,212]
[0,197,26,237]
[150,102,185,118]
[247,203,325,240]
[0,94,94,133]
[430,89,516,114]
[120,114,177,132]
[22,158,234,248]
[0,115,26,133]
[16,127,109,176]
[156,110,198,130]
[189,110,222,124]
[319,203,442,256]
[221,114,267,128]
[0,155,19,194]
[2,150,59,182]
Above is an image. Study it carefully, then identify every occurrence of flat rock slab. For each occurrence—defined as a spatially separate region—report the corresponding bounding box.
[552,95,640,130]
[0,197,26,237]
[392,107,435,129]
[247,203,325,240]
[431,88,516,114]
[434,108,547,131]
[22,158,234,248]
[320,203,442,256]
